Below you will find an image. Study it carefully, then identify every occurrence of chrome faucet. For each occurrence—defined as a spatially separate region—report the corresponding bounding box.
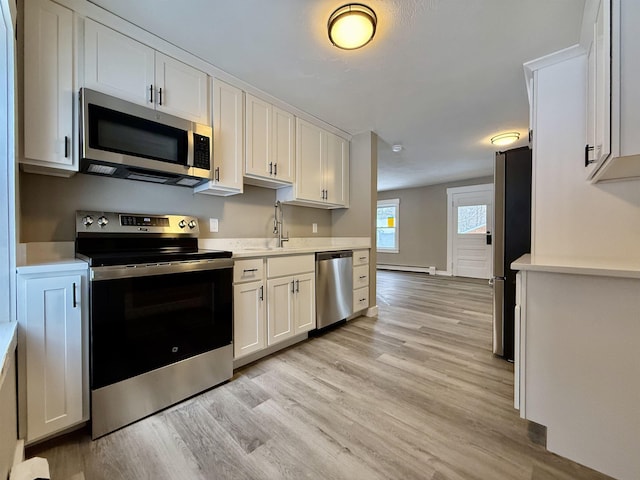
[273,200,289,248]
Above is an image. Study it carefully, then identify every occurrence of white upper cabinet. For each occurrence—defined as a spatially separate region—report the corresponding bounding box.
[294,118,324,202]
[325,131,350,206]
[277,118,349,208]
[83,19,209,125]
[585,0,611,178]
[154,52,209,125]
[194,78,243,196]
[22,0,75,176]
[272,106,295,183]
[245,94,295,187]
[83,19,155,108]
[588,0,640,182]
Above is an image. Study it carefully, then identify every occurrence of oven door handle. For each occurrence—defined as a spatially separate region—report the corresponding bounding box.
[90,258,234,281]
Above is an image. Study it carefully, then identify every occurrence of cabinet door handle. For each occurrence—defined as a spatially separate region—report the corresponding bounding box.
[324,189,328,200]
[149,84,154,103]
[296,279,300,293]
[291,280,295,293]
[64,136,69,158]
[585,144,595,166]
[269,162,273,175]
[259,285,264,301]
[321,189,325,200]
[158,87,163,106]
[273,163,277,176]
[72,282,77,308]
[215,167,220,182]
[243,268,258,273]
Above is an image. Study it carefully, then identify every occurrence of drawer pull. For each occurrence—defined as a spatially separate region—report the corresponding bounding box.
[243,268,258,273]
[359,256,367,260]
[359,275,367,279]
[359,298,366,302]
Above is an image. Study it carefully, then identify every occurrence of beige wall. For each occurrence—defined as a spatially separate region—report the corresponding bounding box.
[332,131,377,303]
[19,172,332,242]
[377,176,493,271]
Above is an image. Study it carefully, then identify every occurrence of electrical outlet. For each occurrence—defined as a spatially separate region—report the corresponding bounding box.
[209,218,219,233]
[312,223,318,234]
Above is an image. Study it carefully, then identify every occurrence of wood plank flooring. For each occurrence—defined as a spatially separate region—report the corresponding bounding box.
[28,271,613,480]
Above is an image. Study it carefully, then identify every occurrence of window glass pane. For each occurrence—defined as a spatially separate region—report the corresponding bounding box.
[377,228,396,249]
[376,206,396,228]
[457,205,487,234]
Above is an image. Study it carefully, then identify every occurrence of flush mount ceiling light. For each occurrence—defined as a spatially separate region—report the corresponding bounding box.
[490,132,520,146]
[392,144,403,153]
[328,3,377,50]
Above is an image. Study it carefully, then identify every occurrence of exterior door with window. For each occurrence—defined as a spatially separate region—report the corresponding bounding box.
[450,187,493,279]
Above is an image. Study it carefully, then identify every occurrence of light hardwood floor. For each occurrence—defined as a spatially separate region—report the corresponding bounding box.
[28,271,612,480]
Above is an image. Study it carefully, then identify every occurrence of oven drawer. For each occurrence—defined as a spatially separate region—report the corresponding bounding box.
[234,259,264,283]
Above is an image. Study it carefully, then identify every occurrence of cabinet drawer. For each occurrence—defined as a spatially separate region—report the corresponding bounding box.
[267,254,314,278]
[353,287,369,312]
[234,259,264,283]
[353,249,369,266]
[353,264,369,288]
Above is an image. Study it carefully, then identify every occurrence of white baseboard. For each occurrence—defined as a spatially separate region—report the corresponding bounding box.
[376,264,446,275]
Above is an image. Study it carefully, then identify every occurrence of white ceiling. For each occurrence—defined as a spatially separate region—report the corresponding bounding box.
[88,0,585,191]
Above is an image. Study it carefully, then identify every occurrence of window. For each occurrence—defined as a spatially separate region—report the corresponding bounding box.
[377,199,399,253]
[457,205,487,234]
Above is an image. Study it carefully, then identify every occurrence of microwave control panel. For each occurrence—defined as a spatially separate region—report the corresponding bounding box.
[193,133,211,170]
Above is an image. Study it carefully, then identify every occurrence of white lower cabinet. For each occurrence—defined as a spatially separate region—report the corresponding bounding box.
[267,272,315,345]
[17,263,89,444]
[352,249,370,313]
[233,259,265,359]
[233,280,266,359]
[233,254,318,358]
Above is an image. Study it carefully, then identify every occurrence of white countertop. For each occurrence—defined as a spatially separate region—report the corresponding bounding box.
[16,258,88,274]
[512,254,640,279]
[200,237,371,259]
[17,238,371,264]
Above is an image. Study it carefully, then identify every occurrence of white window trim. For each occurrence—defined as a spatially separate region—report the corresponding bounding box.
[0,0,16,325]
[376,198,400,254]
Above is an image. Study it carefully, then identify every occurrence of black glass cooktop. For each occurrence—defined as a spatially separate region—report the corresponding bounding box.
[76,236,231,267]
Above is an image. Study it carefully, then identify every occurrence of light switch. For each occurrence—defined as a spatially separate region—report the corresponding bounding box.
[312,223,318,234]
[209,218,219,232]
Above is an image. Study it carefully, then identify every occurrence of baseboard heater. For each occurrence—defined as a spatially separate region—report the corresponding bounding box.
[377,264,438,275]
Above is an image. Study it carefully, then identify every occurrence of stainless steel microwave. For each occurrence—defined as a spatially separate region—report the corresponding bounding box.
[79,88,212,187]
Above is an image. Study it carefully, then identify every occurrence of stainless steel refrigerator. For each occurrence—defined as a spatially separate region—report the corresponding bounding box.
[492,146,532,361]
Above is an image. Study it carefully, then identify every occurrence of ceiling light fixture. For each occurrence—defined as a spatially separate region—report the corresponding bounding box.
[490,132,520,146]
[392,144,403,153]
[328,3,377,50]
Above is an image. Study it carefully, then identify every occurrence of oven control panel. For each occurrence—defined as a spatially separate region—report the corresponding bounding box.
[76,211,200,235]
[120,215,170,227]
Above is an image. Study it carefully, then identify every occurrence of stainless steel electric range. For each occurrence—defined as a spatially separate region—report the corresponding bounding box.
[75,211,233,439]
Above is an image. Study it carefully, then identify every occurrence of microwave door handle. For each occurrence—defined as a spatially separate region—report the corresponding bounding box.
[186,130,194,167]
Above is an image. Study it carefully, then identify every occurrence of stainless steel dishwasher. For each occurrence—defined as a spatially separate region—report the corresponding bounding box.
[316,251,353,329]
